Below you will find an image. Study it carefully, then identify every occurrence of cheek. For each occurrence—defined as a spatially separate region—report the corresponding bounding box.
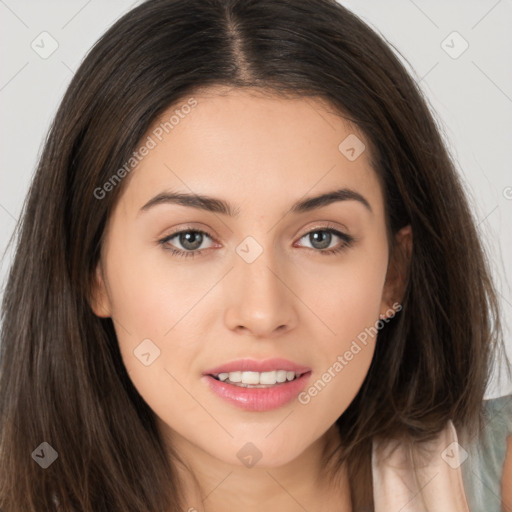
[298,293,379,433]
[102,246,205,404]
[298,246,387,421]
[308,243,388,344]
[297,343,375,440]
[104,240,206,340]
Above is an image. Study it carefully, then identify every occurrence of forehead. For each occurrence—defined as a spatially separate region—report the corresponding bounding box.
[115,87,383,219]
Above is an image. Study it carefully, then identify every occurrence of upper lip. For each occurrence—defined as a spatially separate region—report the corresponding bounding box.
[203,358,312,376]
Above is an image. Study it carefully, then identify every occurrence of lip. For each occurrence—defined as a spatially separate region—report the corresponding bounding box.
[202,358,312,376]
[202,372,312,411]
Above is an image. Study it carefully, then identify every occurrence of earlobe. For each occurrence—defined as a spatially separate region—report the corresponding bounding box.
[380,224,412,318]
[89,263,112,318]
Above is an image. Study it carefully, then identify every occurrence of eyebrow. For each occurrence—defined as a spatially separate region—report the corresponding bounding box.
[139,187,372,217]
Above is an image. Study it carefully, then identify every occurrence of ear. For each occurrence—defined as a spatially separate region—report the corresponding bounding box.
[89,262,112,318]
[380,224,412,318]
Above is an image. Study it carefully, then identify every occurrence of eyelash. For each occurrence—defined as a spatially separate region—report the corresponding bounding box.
[158,224,355,259]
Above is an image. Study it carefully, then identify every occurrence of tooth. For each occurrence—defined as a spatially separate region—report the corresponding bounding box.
[218,369,299,385]
[229,371,242,383]
[259,371,277,385]
[276,370,287,383]
[241,371,260,385]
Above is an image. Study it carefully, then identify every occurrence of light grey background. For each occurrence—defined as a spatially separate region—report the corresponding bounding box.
[1,0,511,397]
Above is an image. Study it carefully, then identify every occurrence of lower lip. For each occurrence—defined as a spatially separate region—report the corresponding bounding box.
[203,372,312,412]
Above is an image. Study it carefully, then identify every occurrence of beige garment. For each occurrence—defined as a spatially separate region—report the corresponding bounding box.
[372,420,471,511]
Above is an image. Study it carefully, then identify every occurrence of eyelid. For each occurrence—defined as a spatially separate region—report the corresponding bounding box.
[160,224,219,244]
[297,221,350,238]
[158,221,355,259]
[160,221,350,243]
[294,223,354,250]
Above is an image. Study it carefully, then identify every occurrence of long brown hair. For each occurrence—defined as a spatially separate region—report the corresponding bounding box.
[0,0,508,510]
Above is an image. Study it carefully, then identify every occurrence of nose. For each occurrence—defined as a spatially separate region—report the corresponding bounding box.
[223,247,298,338]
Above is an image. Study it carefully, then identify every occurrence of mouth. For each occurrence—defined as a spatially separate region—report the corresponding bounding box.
[203,357,311,378]
[201,358,312,411]
[208,369,309,388]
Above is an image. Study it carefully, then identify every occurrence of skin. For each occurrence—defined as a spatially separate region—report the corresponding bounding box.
[90,86,411,511]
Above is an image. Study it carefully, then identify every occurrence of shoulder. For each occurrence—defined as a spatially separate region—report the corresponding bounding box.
[371,397,512,512]
[483,394,512,431]
[460,393,512,512]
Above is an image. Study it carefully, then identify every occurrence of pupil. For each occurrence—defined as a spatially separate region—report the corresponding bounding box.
[311,231,331,250]
[180,231,203,250]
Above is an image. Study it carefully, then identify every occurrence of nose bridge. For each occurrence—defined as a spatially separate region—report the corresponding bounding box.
[225,233,295,335]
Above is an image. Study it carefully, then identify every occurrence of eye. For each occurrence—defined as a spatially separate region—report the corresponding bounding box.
[295,226,355,255]
[159,228,215,258]
[159,224,355,259]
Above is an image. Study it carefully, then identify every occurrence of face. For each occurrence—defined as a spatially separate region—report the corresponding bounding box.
[91,87,407,470]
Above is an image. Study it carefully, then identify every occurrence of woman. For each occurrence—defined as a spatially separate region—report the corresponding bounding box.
[0,0,510,510]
